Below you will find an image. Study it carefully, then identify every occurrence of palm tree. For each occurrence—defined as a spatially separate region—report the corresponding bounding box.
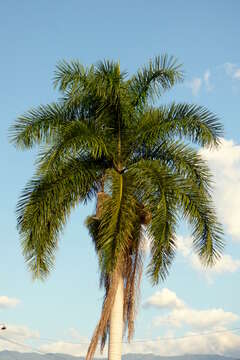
[10,56,224,360]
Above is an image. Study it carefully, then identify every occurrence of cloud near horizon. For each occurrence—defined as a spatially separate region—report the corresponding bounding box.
[1,322,240,358]
[39,330,240,358]
[39,325,240,357]
[0,324,39,353]
[144,288,239,331]
[140,289,240,356]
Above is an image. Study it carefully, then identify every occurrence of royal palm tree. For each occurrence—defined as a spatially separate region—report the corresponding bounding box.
[10,56,224,360]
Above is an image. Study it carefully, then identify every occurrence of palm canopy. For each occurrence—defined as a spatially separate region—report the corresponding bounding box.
[10,55,224,356]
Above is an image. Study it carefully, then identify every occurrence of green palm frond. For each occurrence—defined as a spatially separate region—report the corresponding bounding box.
[157,141,211,182]
[96,171,140,272]
[130,55,183,108]
[136,103,223,148]
[9,103,69,148]
[129,160,179,283]
[176,181,224,266]
[17,157,102,279]
[36,121,109,173]
[129,159,223,283]
[145,141,212,193]
[53,59,94,92]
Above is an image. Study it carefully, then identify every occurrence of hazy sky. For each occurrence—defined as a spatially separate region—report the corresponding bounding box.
[1,0,240,357]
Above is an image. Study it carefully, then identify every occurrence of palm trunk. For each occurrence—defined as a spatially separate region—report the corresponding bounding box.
[108,272,124,360]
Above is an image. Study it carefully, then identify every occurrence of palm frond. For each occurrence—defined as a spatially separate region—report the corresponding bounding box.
[176,181,224,266]
[86,201,144,355]
[53,60,94,92]
[36,121,109,172]
[132,140,212,193]
[96,171,139,272]
[130,55,183,108]
[85,267,120,360]
[17,157,102,279]
[123,227,144,341]
[129,158,224,282]
[129,160,179,283]
[9,103,69,149]
[137,103,223,148]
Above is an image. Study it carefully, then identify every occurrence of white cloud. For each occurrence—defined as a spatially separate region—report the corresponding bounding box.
[4,324,39,340]
[0,324,39,352]
[2,322,240,358]
[147,289,239,331]
[187,77,202,96]
[39,329,240,358]
[203,70,213,91]
[143,288,185,310]
[192,253,240,275]
[224,62,240,80]
[40,329,106,357]
[68,327,87,340]
[154,307,238,329]
[200,138,240,240]
[0,296,20,309]
[177,235,240,277]
[186,69,214,95]
[176,139,240,278]
[142,289,240,356]
[123,329,240,357]
[234,69,240,79]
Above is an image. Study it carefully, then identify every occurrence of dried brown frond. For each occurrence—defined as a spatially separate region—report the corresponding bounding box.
[95,191,110,219]
[125,235,144,341]
[139,205,152,226]
[87,196,148,359]
[86,267,120,360]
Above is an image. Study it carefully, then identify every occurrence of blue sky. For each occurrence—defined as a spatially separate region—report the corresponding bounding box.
[1,0,240,356]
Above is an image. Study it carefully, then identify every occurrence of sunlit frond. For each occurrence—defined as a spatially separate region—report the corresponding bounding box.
[36,121,109,173]
[53,59,94,92]
[136,103,223,148]
[9,103,69,148]
[130,55,183,108]
[129,159,223,283]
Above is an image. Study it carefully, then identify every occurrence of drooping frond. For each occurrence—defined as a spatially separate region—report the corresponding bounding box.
[85,266,120,360]
[131,140,212,194]
[129,159,224,283]
[123,227,144,341]
[130,55,183,108]
[17,157,102,279]
[96,171,143,272]
[129,160,179,283]
[176,180,224,266]
[36,121,109,173]
[9,103,69,149]
[86,193,145,358]
[136,103,223,148]
[154,141,212,192]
